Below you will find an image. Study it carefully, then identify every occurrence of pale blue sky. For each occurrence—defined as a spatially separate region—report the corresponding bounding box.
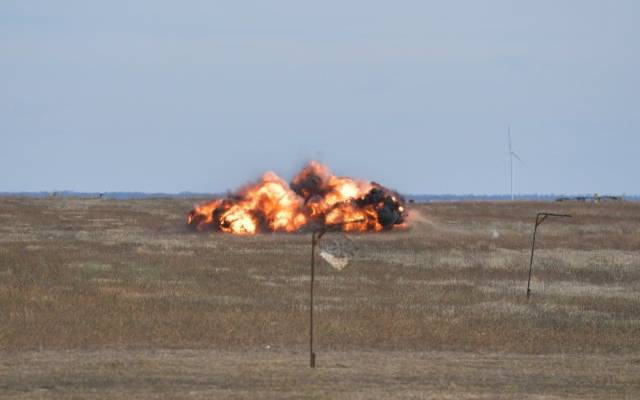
[1,1,638,194]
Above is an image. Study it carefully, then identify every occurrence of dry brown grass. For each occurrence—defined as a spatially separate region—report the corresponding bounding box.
[1,197,639,398]
[2,349,639,399]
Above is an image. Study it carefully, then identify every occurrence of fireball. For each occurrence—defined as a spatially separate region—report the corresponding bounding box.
[187,161,406,234]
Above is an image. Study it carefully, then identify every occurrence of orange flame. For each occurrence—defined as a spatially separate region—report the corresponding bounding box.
[188,161,405,234]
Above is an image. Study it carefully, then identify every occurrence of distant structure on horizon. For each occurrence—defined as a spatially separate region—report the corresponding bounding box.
[508,125,524,201]
[555,194,624,203]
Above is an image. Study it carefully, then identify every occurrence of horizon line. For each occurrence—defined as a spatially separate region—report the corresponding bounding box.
[1,191,637,199]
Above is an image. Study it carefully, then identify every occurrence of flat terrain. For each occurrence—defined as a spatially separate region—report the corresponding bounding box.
[1,198,639,398]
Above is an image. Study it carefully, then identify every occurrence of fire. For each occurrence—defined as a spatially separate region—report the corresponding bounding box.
[187,161,406,234]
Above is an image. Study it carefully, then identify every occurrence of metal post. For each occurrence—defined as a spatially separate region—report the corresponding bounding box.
[526,215,543,299]
[308,219,362,368]
[526,213,571,299]
[309,230,317,368]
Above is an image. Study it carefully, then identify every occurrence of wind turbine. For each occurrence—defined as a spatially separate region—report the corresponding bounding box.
[508,125,523,201]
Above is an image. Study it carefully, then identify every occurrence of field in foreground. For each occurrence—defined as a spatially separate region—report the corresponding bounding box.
[0,198,639,398]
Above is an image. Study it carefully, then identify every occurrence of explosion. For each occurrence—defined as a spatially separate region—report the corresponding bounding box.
[187,161,406,234]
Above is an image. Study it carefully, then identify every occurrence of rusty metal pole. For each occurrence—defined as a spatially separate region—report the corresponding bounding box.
[308,220,362,368]
[310,228,327,368]
[309,230,318,368]
[527,212,571,300]
[526,214,543,300]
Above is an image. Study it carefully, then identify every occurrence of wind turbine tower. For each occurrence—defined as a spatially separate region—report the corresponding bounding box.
[508,125,523,201]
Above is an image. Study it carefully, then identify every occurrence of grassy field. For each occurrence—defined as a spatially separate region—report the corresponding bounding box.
[0,197,639,398]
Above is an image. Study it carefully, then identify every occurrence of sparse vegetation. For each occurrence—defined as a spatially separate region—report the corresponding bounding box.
[1,198,639,398]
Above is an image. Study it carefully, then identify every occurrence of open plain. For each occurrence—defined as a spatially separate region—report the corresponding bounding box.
[0,197,639,399]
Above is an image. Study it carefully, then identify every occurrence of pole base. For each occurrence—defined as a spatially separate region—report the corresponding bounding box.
[310,352,316,368]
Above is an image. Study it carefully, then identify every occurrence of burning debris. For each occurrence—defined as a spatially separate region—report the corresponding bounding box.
[187,161,406,234]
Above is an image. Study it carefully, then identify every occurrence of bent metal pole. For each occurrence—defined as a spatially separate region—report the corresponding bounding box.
[527,212,572,299]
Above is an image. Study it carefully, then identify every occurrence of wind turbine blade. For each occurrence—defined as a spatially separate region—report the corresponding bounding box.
[508,129,512,152]
[511,151,524,164]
